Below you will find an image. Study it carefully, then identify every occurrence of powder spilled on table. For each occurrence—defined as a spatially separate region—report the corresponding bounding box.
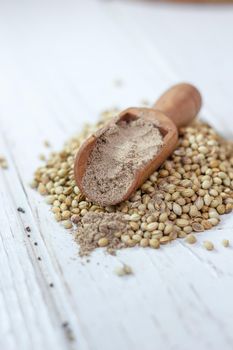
[76,212,128,256]
[82,118,163,206]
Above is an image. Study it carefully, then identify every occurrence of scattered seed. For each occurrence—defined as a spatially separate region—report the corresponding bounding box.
[149,238,160,249]
[216,205,225,215]
[202,180,212,190]
[195,197,204,210]
[160,236,170,244]
[178,231,187,238]
[225,203,233,213]
[63,220,72,229]
[203,241,214,251]
[114,264,133,276]
[222,239,229,248]
[98,237,109,247]
[209,209,220,219]
[130,213,141,221]
[140,238,149,247]
[159,212,168,222]
[54,213,62,221]
[189,205,199,217]
[208,218,219,226]
[183,225,192,234]
[176,219,189,228]
[0,156,8,169]
[182,189,194,197]
[202,220,212,230]
[38,183,47,195]
[185,234,197,244]
[173,203,182,216]
[164,224,173,235]
[30,180,38,189]
[39,154,46,161]
[192,223,204,232]
[46,195,56,204]
[168,231,177,240]
[147,222,158,232]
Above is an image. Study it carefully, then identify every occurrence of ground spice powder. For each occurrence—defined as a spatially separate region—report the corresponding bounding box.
[82,118,163,206]
[76,212,127,256]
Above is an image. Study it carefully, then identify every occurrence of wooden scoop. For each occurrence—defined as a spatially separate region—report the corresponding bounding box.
[74,83,202,205]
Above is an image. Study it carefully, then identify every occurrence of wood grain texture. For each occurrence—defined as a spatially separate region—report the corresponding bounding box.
[0,1,233,350]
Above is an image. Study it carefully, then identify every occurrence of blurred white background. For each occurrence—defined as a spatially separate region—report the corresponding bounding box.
[0,0,233,135]
[0,2,233,350]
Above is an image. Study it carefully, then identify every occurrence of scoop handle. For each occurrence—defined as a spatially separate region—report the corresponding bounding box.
[153,83,202,128]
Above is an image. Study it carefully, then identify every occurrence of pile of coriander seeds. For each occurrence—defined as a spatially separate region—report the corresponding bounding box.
[32,110,233,255]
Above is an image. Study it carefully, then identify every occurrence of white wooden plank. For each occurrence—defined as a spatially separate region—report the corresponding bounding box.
[0,1,233,350]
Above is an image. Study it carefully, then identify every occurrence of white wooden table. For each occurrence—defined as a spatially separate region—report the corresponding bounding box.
[0,1,233,349]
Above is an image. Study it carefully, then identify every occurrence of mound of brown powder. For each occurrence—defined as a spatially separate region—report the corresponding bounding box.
[76,212,128,256]
[82,118,163,206]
